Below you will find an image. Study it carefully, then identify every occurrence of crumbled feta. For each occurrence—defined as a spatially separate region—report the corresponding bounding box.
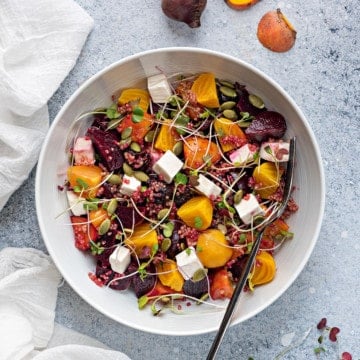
[109,246,131,274]
[229,143,258,165]
[120,175,141,196]
[147,73,172,103]
[152,150,184,183]
[260,141,289,162]
[73,136,95,165]
[175,247,204,280]
[194,174,222,198]
[66,191,87,216]
[234,193,265,225]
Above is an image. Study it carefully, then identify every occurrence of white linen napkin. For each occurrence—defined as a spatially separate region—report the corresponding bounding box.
[0,247,131,360]
[0,0,94,211]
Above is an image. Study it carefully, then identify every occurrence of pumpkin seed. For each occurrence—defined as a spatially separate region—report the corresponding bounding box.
[220,101,236,111]
[248,94,265,109]
[107,198,118,215]
[144,130,155,142]
[192,268,208,282]
[121,127,132,140]
[234,190,244,204]
[130,142,141,152]
[219,86,237,98]
[157,208,169,220]
[108,174,122,185]
[217,224,227,234]
[223,109,238,120]
[161,238,172,252]
[219,80,235,88]
[123,163,133,176]
[172,141,183,156]
[119,137,131,147]
[134,171,149,182]
[238,121,252,128]
[99,218,111,235]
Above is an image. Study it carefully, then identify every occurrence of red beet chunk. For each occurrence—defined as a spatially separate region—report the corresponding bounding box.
[245,111,287,142]
[131,264,157,298]
[116,205,145,229]
[183,277,208,298]
[87,127,124,171]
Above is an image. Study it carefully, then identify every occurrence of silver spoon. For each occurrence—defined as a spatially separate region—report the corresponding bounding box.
[206,137,296,360]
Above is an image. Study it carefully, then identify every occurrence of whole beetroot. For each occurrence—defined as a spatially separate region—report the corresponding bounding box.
[161,0,207,28]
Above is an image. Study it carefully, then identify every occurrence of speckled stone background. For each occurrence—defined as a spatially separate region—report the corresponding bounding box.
[0,1,359,359]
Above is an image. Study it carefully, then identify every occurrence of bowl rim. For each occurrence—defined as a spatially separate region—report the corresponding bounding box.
[36,46,325,335]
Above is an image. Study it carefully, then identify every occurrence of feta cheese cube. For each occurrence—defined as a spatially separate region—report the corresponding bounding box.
[229,143,258,165]
[73,136,95,165]
[109,246,131,274]
[194,174,222,198]
[152,150,184,183]
[147,73,172,103]
[66,191,86,216]
[260,141,289,162]
[120,175,141,196]
[234,193,265,225]
[175,247,204,280]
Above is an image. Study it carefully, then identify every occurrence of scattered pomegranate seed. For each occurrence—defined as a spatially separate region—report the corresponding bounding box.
[341,352,352,360]
[317,317,327,330]
[329,326,340,342]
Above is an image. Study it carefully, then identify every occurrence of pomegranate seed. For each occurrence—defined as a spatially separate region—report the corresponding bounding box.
[317,317,327,330]
[329,326,340,342]
[341,352,352,360]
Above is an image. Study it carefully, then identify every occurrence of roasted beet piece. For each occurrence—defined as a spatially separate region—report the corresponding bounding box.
[116,205,145,229]
[235,83,265,116]
[87,126,124,171]
[228,255,248,281]
[108,274,132,290]
[183,277,208,298]
[131,264,156,298]
[245,111,287,142]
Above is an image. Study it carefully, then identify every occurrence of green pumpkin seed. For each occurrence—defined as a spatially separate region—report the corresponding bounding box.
[119,137,132,147]
[144,130,155,142]
[107,198,118,215]
[217,224,227,234]
[234,190,244,204]
[121,127,132,140]
[99,218,111,235]
[123,163,133,176]
[220,101,236,111]
[107,118,122,130]
[223,109,238,120]
[219,80,235,88]
[134,171,149,182]
[248,94,265,109]
[108,174,122,185]
[172,141,183,156]
[192,268,208,282]
[161,238,172,252]
[130,142,141,152]
[219,86,237,98]
[238,121,252,128]
[157,208,170,220]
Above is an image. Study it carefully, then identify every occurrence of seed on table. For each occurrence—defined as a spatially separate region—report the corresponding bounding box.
[219,80,235,88]
[234,190,244,204]
[173,141,183,156]
[192,268,208,282]
[145,130,155,142]
[161,238,172,252]
[157,208,170,220]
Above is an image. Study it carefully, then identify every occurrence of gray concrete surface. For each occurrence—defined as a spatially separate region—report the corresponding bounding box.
[0,0,359,359]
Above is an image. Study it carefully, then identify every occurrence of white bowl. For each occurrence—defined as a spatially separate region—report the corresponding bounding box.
[36,47,325,336]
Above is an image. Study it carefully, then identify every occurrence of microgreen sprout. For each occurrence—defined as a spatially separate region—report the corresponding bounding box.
[132,106,144,123]
[90,241,105,255]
